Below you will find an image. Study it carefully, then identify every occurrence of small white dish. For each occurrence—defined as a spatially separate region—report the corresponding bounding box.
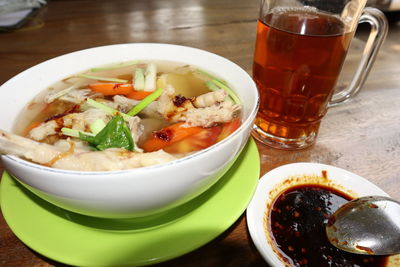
[246,162,392,266]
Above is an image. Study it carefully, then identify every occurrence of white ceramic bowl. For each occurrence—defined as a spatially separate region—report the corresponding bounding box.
[0,43,259,218]
[246,162,400,266]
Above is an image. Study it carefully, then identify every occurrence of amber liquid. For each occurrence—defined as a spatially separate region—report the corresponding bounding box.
[253,8,353,148]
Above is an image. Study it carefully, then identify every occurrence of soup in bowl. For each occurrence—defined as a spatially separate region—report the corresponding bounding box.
[0,43,259,218]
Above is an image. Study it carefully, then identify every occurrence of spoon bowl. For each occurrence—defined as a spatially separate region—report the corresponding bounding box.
[326,196,400,255]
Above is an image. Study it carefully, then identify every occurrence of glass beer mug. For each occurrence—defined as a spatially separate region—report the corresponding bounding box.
[252,0,388,150]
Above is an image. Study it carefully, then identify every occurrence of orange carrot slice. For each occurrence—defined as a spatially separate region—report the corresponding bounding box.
[126,90,154,100]
[88,83,133,95]
[216,118,241,142]
[142,122,203,152]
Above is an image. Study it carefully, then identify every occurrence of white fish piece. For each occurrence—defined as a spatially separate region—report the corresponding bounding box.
[44,81,86,103]
[192,89,227,108]
[183,101,241,127]
[155,86,241,127]
[0,129,178,171]
[1,129,65,164]
[59,88,101,104]
[126,115,143,145]
[63,108,111,132]
[114,87,241,127]
[28,120,58,141]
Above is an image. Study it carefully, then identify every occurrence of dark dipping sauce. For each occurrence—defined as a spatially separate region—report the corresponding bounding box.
[269,185,388,266]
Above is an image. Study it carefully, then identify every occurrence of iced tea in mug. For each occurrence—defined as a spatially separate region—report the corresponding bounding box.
[252,0,388,150]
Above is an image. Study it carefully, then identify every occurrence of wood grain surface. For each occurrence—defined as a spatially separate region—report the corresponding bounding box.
[1,1,400,266]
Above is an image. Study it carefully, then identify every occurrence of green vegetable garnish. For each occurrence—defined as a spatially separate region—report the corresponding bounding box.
[61,128,95,138]
[205,80,220,92]
[90,60,139,72]
[127,88,163,116]
[134,68,145,90]
[79,115,135,151]
[86,99,132,121]
[78,74,128,83]
[196,68,240,104]
[90,119,106,134]
[144,63,157,91]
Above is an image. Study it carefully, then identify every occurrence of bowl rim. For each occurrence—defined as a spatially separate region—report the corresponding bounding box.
[1,43,259,175]
[246,162,390,266]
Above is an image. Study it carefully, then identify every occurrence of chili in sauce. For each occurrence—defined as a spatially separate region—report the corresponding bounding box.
[269,185,388,266]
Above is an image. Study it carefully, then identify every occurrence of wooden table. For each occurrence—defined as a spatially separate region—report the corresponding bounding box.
[1,1,399,266]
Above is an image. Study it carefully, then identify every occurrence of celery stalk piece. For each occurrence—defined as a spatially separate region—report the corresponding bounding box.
[77,74,128,83]
[127,88,163,116]
[44,80,85,103]
[205,80,221,92]
[90,119,106,134]
[196,68,240,103]
[210,79,241,104]
[195,68,227,85]
[90,60,139,72]
[86,99,132,121]
[144,63,157,92]
[134,68,145,90]
[61,128,95,138]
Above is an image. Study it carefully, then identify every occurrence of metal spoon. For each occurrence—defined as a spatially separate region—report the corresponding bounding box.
[326,196,400,255]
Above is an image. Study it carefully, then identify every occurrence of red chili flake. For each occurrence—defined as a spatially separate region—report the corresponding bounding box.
[293,211,300,217]
[44,105,80,123]
[113,83,122,89]
[369,203,379,208]
[322,170,328,178]
[55,117,64,128]
[154,129,173,142]
[45,113,66,123]
[173,95,188,106]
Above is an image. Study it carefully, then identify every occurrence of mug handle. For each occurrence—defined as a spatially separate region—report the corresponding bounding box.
[329,7,388,107]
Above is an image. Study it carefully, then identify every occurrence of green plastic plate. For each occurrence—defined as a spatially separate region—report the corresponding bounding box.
[0,139,260,267]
